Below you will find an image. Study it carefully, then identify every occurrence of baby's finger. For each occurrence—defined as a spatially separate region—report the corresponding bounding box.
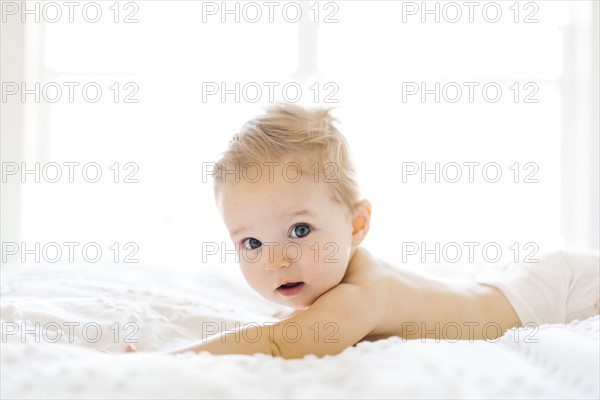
[125,344,138,352]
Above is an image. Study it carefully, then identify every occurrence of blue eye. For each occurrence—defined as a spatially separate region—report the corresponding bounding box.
[290,223,311,238]
[242,238,262,250]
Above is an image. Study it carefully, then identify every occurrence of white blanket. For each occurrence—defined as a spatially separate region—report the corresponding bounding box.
[1,263,598,399]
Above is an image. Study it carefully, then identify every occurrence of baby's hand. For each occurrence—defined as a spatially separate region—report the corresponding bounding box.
[125,344,139,353]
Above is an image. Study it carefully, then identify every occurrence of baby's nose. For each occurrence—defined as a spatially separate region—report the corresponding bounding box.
[263,244,292,271]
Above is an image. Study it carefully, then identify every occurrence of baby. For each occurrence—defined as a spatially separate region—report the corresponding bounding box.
[127,103,599,359]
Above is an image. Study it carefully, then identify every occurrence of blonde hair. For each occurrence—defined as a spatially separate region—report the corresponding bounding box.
[212,103,362,215]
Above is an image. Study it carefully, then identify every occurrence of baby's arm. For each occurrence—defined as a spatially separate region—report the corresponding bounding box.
[166,283,378,359]
[269,283,378,358]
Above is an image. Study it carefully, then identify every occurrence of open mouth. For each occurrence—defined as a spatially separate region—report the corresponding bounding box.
[276,282,305,296]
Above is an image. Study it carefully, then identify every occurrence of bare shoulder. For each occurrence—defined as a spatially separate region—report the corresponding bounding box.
[342,247,397,305]
[267,248,409,358]
[269,282,377,358]
[269,250,393,358]
[306,249,395,328]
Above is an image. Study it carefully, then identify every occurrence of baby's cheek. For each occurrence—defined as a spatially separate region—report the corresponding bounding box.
[303,242,336,265]
[240,263,260,285]
[312,258,345,284]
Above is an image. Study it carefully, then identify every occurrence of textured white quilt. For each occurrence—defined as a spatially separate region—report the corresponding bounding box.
[1,263,598,399]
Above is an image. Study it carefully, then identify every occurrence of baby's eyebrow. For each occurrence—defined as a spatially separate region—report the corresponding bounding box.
[279,209,318,219]
[230,227,247,237]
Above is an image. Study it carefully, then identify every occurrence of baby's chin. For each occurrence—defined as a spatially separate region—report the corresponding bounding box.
[262,289,319,310]
[276,300,313,311]
[258,281,342,310]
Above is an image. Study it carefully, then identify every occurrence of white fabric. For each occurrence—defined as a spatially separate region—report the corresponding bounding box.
[1,261,599,399]
[475,251,600,325]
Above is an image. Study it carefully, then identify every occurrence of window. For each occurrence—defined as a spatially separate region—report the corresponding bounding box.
[2,1,598,274]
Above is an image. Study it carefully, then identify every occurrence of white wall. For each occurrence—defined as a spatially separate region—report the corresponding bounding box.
[1,1,598,272]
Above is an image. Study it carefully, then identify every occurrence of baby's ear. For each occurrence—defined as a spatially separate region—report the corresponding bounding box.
[351,199,372,246]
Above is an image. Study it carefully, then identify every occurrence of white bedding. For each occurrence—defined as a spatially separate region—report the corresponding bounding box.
[1,263,598,399]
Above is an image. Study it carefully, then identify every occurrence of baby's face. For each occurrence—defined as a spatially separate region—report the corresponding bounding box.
[217,163,355,309]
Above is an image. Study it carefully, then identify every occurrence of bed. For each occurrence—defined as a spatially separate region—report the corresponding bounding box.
[1,262,598,399]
